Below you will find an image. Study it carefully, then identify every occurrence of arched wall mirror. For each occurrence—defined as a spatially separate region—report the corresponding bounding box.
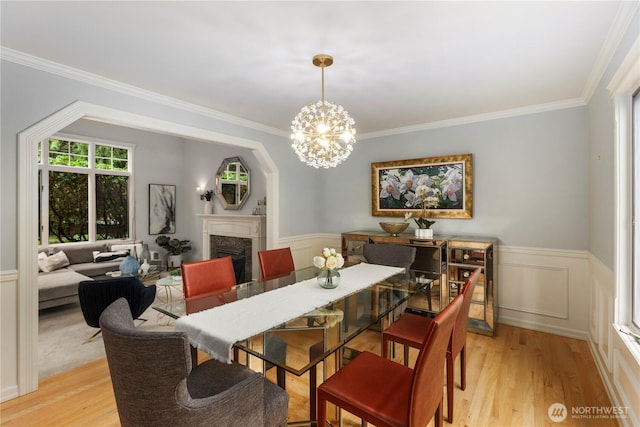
[216,156,250,210]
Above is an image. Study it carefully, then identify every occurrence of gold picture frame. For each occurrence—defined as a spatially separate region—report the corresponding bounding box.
[371,153,472,218]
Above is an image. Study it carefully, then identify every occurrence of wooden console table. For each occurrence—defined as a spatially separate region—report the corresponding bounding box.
[341,230,498,336]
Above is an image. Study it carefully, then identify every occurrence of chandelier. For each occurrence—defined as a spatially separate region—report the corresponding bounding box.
[291,54,356,169]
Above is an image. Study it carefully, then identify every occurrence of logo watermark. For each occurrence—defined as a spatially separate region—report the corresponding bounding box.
[548,403,567,422]
[548,403,629,422]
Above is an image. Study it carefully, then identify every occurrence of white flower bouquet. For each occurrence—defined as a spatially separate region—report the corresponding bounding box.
[313,248,345,271]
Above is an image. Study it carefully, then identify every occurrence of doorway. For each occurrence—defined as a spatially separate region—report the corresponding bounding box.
[16,100,280,395]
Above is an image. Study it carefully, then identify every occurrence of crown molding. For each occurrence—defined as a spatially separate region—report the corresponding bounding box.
[0,44,606,141]
[0,47,289,138]
[582,1,639,103]
[358,98,586,140]
[607,33,640,95]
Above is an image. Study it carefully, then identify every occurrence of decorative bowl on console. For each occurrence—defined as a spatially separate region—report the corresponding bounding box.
[379,222,409,236]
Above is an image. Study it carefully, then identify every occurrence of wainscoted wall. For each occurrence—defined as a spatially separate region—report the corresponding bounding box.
[589,255,640,427]
[283,234,593,338]
[1,270,18,402]
[280,233,342,270]
[497,246,590,339]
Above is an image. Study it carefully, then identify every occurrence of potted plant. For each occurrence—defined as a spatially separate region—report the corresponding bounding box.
[155,235,192,268]
[200,190,214,202]
[201,189,215,214]
[410,184,440,239]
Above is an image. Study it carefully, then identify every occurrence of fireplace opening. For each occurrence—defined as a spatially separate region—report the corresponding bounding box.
[215,246,246,284]
[210,234,252,281]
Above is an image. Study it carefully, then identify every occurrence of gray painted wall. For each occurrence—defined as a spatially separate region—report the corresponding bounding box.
[323,108,589,250]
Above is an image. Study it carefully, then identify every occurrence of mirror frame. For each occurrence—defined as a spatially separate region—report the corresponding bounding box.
[215,156,250,210]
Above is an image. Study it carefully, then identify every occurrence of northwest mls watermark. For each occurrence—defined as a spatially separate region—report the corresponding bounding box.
[548,403,629,422]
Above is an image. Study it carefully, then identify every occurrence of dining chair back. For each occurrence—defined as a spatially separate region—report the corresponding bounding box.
[363,242,417,323]
[445,267,481,420]
[362,243,416,269]
[99,298,289,427]
[181,256,236,298]
[381,267,482,422]
[258,247,295,281]
[409,293,463,426]
[317,293,462,427]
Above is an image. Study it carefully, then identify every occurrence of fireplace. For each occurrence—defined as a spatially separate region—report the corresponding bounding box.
[200,214,266,281]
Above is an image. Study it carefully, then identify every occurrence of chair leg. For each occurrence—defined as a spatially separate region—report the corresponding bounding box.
[82,329,102,345]
[310,365,317,422]
[447,352,454,423]
[318,393,327,427]
[460,346,467,390]
[435,399,443,427]
[403,345,409,367]
[382,335,389,359]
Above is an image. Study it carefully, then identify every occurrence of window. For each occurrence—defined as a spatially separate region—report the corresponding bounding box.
[633,90,640,329]
[610,36,640,340]
[38,135,133,244]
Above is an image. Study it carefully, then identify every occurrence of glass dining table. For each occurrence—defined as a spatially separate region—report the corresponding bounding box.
[153,264,425,424]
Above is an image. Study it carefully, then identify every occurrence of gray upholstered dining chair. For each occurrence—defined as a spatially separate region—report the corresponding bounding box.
[362,242,417,269]
[99,298,289,427]
[363,243,417,321]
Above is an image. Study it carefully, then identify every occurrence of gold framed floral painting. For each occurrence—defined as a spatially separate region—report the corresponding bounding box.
[371,153,473,219]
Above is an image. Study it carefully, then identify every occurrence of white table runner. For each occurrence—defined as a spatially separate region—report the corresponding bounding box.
[174,263,404,363]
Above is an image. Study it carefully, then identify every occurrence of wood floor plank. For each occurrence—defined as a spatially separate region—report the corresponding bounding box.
[1,324,616,427]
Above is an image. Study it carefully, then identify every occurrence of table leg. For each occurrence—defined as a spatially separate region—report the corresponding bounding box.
[309,364,317,421]
[276,366,286,390]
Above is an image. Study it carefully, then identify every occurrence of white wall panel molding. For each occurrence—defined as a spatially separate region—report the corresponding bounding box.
[1,270,18,402]
[588,254,640,427]
[0,270,18,282]
[497,246,589,339]
[613,348,640,427]
[499,262,569,319]
[279,233,341,269]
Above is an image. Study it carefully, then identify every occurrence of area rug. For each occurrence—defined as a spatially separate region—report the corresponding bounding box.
[38,290,178,380]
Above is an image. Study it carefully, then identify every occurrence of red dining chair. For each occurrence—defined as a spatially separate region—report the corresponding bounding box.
[317,293,462,427]
[180,257,236,298]
[258,247,295,281]
[382,267,481,422]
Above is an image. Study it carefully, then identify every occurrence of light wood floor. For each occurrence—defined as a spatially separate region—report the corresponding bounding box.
[1,324,615,427]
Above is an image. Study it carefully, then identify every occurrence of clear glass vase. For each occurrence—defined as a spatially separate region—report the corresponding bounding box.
[317,269,341,289]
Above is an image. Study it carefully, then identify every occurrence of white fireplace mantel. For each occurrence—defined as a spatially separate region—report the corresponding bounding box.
[198,214,266,280]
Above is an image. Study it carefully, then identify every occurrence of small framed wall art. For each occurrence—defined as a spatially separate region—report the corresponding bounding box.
[149,184,176,234]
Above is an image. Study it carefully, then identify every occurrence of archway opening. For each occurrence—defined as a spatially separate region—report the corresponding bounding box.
[17,101,279,394]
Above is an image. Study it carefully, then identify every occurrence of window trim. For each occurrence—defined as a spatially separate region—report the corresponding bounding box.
[39,132,135,245]
[609,35,640,348]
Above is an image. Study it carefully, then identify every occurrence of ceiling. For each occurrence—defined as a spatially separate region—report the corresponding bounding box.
[1,1,636,136]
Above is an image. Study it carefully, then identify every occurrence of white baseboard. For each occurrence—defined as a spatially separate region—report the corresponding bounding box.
[1,385,18,403]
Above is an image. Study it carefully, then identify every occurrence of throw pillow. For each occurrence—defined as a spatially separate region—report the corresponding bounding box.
[93,250,129,263]
[110,243,143,260]
[39,250,70,273]
[37,251,48,272]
